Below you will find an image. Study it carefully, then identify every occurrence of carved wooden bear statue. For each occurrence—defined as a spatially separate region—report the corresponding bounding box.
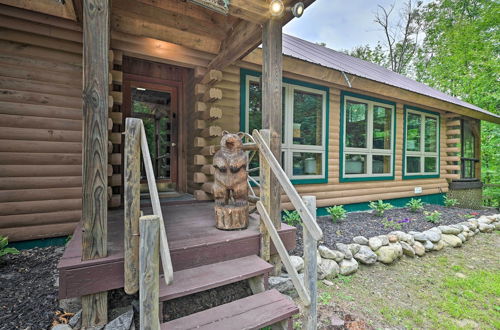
[213,131,249,230]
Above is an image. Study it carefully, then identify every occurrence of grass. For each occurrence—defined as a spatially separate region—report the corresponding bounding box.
[313,232,500,329]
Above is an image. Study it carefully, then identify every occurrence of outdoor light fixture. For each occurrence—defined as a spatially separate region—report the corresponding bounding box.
[269,0,285,17]
[291,2,304,18]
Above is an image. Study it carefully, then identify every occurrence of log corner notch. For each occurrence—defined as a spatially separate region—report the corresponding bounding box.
[81,0,110,326]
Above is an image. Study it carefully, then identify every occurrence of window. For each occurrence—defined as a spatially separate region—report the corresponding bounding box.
[340,92,395,181]
[404,107,440,178]
[242,70,328,182]
[461,119,479,179]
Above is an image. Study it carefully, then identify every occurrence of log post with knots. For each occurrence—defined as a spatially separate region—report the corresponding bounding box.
[212,131,249,230]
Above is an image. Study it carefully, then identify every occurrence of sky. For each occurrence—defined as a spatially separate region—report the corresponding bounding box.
[283,0,432,51]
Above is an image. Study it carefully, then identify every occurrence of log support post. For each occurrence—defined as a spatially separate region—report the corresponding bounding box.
[81,0,110,326]
[262,17,283,276]
[302,196,318,330]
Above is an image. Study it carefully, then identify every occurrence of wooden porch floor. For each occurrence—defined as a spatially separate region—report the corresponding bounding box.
[58,202,296,299]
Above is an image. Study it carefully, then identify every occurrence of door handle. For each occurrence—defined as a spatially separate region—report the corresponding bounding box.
[171,143,176,147]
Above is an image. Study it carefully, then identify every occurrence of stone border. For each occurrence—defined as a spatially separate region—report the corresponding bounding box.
[270,214,499,291]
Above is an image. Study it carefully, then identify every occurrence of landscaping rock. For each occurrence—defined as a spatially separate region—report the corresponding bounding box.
[269,276,294,292]
[378,235,390,246]
[423,240,434,251]
[400,241,415,257]
[368,236,383,251]
[423,230,441,243]
[375,245,398,264]
[457,233,466,243]
[317,250,322,265]
[284,256,304,273]
[413,241,426,256]
[353,236,369,245]
[347,243,361,255]
[391,231,413,243]
[388,234,398,243]
[441,234,462,247]
[335,243,353,259]
[495,222,500,230]
[477,216,493,224]
[353,245,378,265]
[317,258,340,280]
[478,223,495,233]
[412,232,427,242]
[105,307,134,330]
[318,245,344,262]
[390,242,403,258]
[322,279,334,286]
[339,258,359,275]
[468,219,478,229]
[52,325,72,330]
[432,240,445,251]
[428,226,442,233]
[68,310,82,328]
[438,225,462,235]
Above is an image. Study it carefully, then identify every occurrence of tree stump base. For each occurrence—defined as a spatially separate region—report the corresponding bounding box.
[215,204,249,230]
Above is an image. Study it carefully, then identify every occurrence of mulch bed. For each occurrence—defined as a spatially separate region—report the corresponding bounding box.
[0,246,64,330]
[291,205,497,256]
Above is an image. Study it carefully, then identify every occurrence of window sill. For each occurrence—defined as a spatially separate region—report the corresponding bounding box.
[340,175,395,183]
[403,174,440,180]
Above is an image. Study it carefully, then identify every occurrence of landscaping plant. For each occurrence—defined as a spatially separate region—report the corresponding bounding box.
[381,218,402,230]
[0,236,19,258]
[424,210,442,224]
[443,195,459,207]
[319,292,332,305]
[282,210,301,226]
[406,198,424,212]
[326,205,347,223]
[369,200,394,216]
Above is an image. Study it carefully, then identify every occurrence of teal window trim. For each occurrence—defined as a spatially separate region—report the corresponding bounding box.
[403,105,441,180]
[339,91,397,182]
[240,68,329,184]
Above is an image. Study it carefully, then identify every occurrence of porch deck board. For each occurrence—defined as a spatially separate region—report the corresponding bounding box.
[58,202,296,299]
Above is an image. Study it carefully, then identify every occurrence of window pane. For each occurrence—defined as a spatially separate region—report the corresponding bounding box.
[373,106,392,149]
[372,155,391,174]
[293,90,323,146]
[292,152,322,176]
[345,154,367,174]
[248,80,262,133]
[407,156,421,173]
[425,116,438,152]
[346,101,367,148]
[424,157,437,173]
[463,121,475,158]
[406,113,421,151]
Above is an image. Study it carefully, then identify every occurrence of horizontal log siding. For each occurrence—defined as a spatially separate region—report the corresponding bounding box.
[0,8,83,241]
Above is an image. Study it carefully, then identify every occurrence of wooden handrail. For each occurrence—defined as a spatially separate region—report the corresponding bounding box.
[252,129,323,241]
[256,201,311,306]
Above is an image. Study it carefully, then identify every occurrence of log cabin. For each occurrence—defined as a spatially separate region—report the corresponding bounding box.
[0,0,499,328]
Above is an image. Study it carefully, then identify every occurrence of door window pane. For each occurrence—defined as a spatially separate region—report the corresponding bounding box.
[424,116,437,152]
[407,156,420,173]
[345,154,367,175]
[372,155,391,174]
[346,101,367,148]
[292,152,322,176]
[293,90,323,146]
[406,113,421,152]
[248,80,262,133]
[424,157,437,173]
[373,106,392,149]
[463,121,475,158]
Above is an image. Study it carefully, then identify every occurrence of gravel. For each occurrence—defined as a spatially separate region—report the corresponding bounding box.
[291,205,496,255]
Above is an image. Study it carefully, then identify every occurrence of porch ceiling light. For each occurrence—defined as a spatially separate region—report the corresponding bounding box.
[269,0,285,17]
[291,2,304,18]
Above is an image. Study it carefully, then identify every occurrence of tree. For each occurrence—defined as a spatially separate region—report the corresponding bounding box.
[343,42,387,67]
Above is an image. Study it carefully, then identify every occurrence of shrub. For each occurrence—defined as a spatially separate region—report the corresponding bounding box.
[406,198,424,212]
[326,205,347,223]
[369,200,394,216]
[381,217,402,230]
[282,210,301,226]
[443,195,459,207]
[424,210,442,223]
[0,236,19,258]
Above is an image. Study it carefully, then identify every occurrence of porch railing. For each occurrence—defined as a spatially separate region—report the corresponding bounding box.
[252,128,323,329]
[124,118,174,328]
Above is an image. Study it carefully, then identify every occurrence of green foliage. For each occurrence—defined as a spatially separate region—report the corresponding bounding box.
[381,218,402,230]
[335,274,353,284]
[443,196,459,207]
[319,292,332,305]
[343,42,387,67]
[0,236,19,258]
[406,198,424,212]
[369,200,394,216]
[424,210,442,224]
[326,205,347,223]
[282,210,301,226]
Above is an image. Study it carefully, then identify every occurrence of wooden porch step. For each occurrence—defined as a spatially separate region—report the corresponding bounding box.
[159,255,272,301]
[160,289,298,330]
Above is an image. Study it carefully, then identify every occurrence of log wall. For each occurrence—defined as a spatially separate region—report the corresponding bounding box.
[0,5,83,241]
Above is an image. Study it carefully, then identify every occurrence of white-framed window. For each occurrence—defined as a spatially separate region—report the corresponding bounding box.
[404,108,440,177]
[243,74,328,181]
[341,94,395,180]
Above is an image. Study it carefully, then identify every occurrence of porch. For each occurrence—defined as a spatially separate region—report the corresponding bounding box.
[58,202,297,300]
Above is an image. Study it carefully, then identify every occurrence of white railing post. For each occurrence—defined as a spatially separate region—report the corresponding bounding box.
[302,196,318,330]
[139,215,160,330]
